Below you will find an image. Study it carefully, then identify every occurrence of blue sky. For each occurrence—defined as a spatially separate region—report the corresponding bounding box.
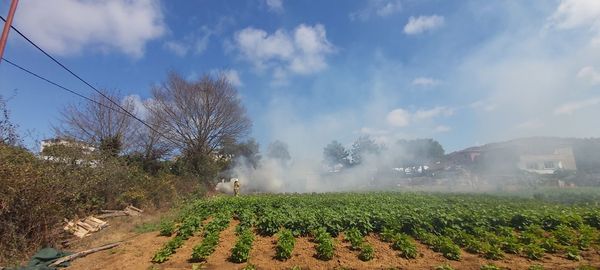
[1,0,600,156]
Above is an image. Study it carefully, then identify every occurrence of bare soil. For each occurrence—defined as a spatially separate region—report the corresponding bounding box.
[67,217,600,270]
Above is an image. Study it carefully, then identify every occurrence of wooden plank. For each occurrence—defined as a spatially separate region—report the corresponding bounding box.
[77,221,95,232]
[96,212,127,219]
[100,210,121,213]
[127,205,143,213]
[74,228,88,238]
[48,242,121,267]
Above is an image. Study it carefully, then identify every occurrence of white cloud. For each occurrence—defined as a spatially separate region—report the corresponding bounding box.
[122,94,149,118]
[223,70,243,87]
[577,66,600,85]
[164,18,234,57]
[516,120,544,129]
[403,15,445,35]
[434,125,451,133]
[16,0,165,58]
[386,108,411,127]
[359,127,390,136]
[386,106,452,128]
[164,41,189,57]
[266,0,284,13]
[350,0,402,21]
[554,97,600,115]
[548,0,600,45]
[412,77,441,87]
[470,100,497,112]
[413,106,454,120]
[233,24,334,79]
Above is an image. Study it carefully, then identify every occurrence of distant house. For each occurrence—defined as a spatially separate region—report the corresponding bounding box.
[40,138,97,165]
[446,137,581,175]
[518,147,577,174]
[40,138,96,155]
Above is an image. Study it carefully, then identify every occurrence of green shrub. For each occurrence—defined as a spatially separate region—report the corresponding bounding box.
[523,244,545,260]
[159,220,176,236]
[314,228,335,261]
[539,237,561,253]
[480,264,501,270]
[500,236,523,254]
[380,228,396,242]
[276,229,296,261]
[528,264,544,270]
[554,225,577,246]
[565,246,581,261]
[230,228,254,263]
[435,264,455,270]
[344,228,363,250]
[0,144,192,262]
[483,244,504,260]
[390,233,418,259]
[190,212,231,262]
[358,243,374,261]
[431,235,461,261]
[152,236,184,262]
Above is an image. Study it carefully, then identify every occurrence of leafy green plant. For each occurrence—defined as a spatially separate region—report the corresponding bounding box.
[380,228,396,242]
[483,244,504,260]
[230,228,255,263]
[565,246,581,261]
[500,236,523,254]
[390,233,418,259]
[276,229,296,261]
[344,228,363,250]
[314,228,335,261]
[152,236,184,263]
[435,264,455,270]
[428,235,461,261]
[190,211,232,262]
[523,244,545,260]
[159,220,176,236]
[554,225,577,246]
[528,264,544,270]
[480,264,501,270]
[539,237,561,253]
[191,231,220,261]
[358,243,374,261]
[242,264,257,270]
[577,225,595,250]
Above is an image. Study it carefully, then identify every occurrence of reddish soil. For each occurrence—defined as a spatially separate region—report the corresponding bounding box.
[67,219,600,270]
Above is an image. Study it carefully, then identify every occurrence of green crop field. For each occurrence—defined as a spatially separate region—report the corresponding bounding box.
[150,192,600,269]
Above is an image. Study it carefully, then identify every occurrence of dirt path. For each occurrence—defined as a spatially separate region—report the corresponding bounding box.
[66,210,172,270]
[67,217,600,270]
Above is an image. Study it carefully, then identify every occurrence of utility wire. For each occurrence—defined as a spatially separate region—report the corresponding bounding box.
[2,57,126,114]
[0,15,177,145]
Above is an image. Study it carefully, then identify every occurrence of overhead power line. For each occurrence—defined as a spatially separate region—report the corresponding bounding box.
[0,15,177,145]
[2,57,129,116]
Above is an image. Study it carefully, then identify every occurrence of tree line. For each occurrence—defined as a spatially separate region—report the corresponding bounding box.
[323,136,445,169]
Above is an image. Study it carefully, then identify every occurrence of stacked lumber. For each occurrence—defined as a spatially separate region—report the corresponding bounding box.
[63,216,108,238]
[96,205,143,219]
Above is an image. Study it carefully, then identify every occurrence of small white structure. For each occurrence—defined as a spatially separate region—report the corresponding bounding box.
[518,147,577,174]
[39,138,97,166]
[40,138,96,154]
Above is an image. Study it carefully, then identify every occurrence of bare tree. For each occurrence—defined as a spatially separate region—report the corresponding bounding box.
[129,99,172,161]
[148,72,251,170]
[54,90,134,156]
[0,95,20,146]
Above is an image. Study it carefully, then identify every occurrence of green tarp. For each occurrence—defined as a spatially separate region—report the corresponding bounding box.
[10,248,72,270]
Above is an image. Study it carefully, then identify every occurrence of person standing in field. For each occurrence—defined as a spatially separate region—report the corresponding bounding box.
[233,179,240,196]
